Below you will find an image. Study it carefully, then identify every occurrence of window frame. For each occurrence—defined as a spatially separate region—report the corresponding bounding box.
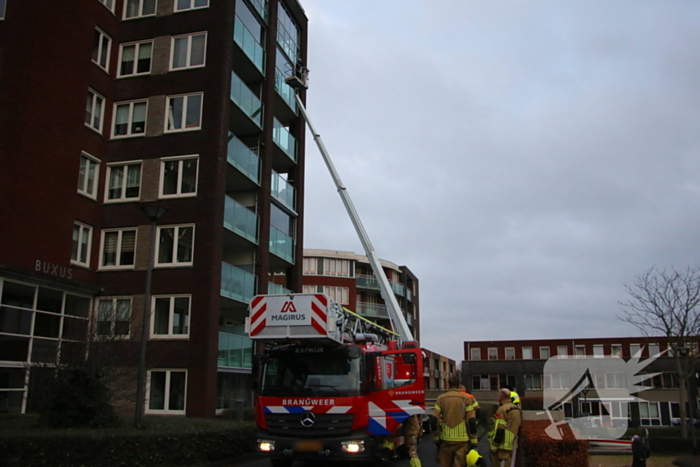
[159,155,199,198]
[151,295,190,339]
[99,228,138,270]
[174,0,209,12]
[78,152,101,200]
[522,346,532,360]
[488,347,498,360]
[540,346,550,359]
[321,286,349,305]
[0,0,6,20]
[95,296,132,338]
[155,224,195,267]
[302,257,317,275]
[112,99,148,138]
[71,222,93,267]
[92,27,112,72]
[557,345,568,358]
[98,0,116,13]
[104,162,142,202]
[505,347,515,360]
[165,93,203,133]
[123,0,157,20]
[575,345,586,358]
[170,31,207,71]
[145,369,187,414]
[470,347,481,361]
[117,40,153,78]
[611,344,622,357]
[85,88,106,134]
[630,343,642,357]
[648,343,660,357]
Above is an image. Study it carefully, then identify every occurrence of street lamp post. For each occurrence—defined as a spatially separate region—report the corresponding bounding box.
[134,205,168,428]
[679,347,697,454]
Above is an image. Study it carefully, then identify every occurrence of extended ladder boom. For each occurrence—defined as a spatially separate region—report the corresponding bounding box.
[294,93,414,342]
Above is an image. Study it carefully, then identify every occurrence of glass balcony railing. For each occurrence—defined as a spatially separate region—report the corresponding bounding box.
[233,16,264,73]
[274,66,297,113]
[272,118,296,162]
[356,302,389,319]
[249,0,268,22]
[271,170,295,212]
[356,274,380,290]
[230,71,263,128]
[407,288,413,301]
[268,282,292,295]
[221,262,256,303]
[227,132,260,184]
[218,332,253,369]
[224,196,259,244]
[391,281,405,297]
[270,225,294,263]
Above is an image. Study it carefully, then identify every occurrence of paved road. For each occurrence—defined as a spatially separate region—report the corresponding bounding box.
[226,430,496,467]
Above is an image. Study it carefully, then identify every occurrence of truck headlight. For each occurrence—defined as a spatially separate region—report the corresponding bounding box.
[257,439,275,452]
[341,440,365,453]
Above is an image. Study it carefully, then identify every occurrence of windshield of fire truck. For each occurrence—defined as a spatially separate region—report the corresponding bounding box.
[261,345,362,397]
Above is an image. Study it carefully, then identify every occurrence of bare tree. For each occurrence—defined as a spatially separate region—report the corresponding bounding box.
[619,265,700,439]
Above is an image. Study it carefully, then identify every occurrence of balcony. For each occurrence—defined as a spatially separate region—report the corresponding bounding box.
[268,282,292,295]
[230,71,262,134]
[356,274,380,290]
[274,66,297,121]
[270,225,294,264]
[391,281,405,297]
[221,262,256,304]
[227,132,260,188]
[356,302,389,319]
[233,15,264,79]
[271,170,296,212]
[224,196,259,245]
[407,288,413,302]
[218,332,253,369]
[272,118,296,171]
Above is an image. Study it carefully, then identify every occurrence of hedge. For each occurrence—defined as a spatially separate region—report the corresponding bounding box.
[0,416,257,467]
[518,420,588,467]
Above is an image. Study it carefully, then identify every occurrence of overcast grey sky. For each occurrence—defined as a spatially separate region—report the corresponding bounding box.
[298,0,700,361]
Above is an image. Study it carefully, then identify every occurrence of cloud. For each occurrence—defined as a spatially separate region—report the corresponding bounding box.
[300,0,700,360]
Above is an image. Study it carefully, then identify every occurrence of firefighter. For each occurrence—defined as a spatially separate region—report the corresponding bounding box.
[488,388,522,467]
[504,385,521,407]
[403,414,423,467]
[434,375,479,467]
[459,384,482,422]
[466,448,484,466]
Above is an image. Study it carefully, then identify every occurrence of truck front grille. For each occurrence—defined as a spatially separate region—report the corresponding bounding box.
[265,413,354,437]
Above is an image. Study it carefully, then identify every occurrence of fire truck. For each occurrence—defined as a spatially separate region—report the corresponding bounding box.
[245,71,425,465]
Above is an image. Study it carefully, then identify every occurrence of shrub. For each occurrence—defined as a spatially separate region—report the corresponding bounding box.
[518,420,588,467]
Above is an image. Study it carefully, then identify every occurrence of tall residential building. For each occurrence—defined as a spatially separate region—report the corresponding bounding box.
[299,249,420,341]
[0,0,307,417]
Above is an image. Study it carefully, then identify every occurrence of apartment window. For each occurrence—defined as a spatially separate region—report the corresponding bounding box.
[575,345,586,358]
[100,229,137,268]
[611,344,622,357]
[166,93,203,132]
[152,296,190,338]
[557,345,568,358]
[175,0,208,11]
[71,222,92,267]
[605,372,625,389]
[106,163,141,201]
[85,89,105,133]
[471,348,481,361]
[638,401,661,426]
[322,286,349,305]
[156,225,194,266]
[522,346,532,360]
[0,0,6,19]
[488,347,498,360]
[630,343,641,357]
[171,32,207,70]
[92,28,111,72]
[112,100,147,137]
[99,0,115,12]
[303,257,317,275]
[649,343,660,357]
[323,258,351,277]
[160,156,198,197]
[540,346,550,359]
[119,41,152,77]
[546,373,570,390]
[124,0,156,19]
[593,345,604,358]
[146,369,186,414]
[302,285,316,294]
[96,298,131,337]
[78,153,100,199]
[524,374,542,390]
[505,347,515,360]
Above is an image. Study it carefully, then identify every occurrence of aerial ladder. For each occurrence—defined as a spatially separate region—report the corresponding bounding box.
[286,69,415,344]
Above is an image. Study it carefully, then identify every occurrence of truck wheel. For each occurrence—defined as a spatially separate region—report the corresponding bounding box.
[270,459,294,467]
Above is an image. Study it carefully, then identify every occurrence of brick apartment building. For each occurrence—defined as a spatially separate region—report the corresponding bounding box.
[423,348,456,391]
[0,0,308,417]
[463,336,700,427]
